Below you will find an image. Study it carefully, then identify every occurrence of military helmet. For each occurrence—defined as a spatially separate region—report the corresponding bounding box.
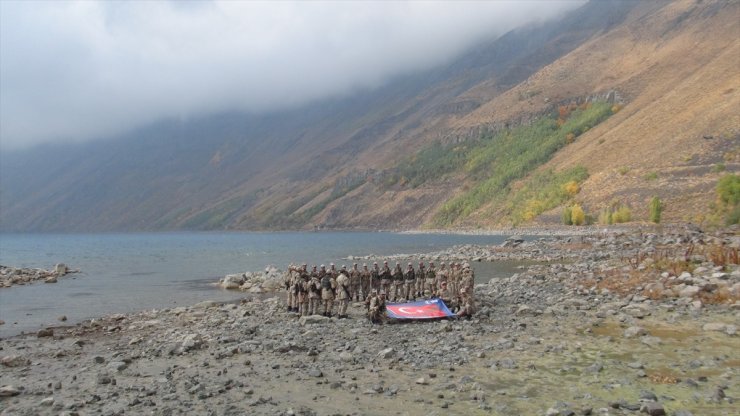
[320,264,325,268]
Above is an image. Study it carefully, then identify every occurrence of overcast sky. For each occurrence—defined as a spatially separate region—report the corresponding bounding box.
[0,0,585,150]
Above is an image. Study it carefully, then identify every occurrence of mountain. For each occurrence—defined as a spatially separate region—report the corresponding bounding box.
[1,0,738,232]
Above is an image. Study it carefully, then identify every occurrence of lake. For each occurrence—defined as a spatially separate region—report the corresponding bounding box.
[0,232,526,337]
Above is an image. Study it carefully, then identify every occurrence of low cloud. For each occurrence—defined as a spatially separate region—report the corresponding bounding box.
[0,1,584,149]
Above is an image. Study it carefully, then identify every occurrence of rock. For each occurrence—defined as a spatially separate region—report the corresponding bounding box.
[221,274,244,289]
[107,361,128,372]
[40,397,54,406]
[338,352,353,362]
[37,328,54,338]
[2,355,30,367]
[415,377,428,385]
[702,322,727,332]
[584,363,603,373]
[624,326,647,338]
[0,385,20,397]
[96,374,113,385]
[93,356,105,364]
[640,402,665,416]
[44,275,58,283]
[299,315,330,326]
[308,369,323,378]
[679,286,700,298]
[725,324,737,336]
[640,336,662,347]
[57,315,67,322]
[516,305,540,316]
[54,263,67,276]
[377,348,395,359]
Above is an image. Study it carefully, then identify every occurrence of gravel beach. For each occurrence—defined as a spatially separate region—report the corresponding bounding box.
[1,226,738,416]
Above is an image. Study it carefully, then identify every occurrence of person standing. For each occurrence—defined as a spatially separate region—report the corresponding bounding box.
[349,263,361,301]
[320,268,336,317]
[335,266,351,318]
[371,262,381,293]
[404,263,416,301]
[379,261,392,298]
[308,265,322,315]
[416,261,426,298]
[425,262,437,298]
[360,263,371,301]
[392,262,404,302]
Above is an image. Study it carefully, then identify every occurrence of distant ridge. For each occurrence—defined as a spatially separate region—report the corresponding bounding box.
[1,0,737,231]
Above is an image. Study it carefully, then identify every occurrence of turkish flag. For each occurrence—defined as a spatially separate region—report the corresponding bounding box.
[385,298,454,319]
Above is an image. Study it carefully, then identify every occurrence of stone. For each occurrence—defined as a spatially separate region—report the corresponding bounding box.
[640,402,665,416]
[377,348,395,359]
[40,397,55,406]
[0,385,20,397]
[338,352,353,362]
[93,356,105,364]
[640,336,661,347]
[96,374,113,385]
[624,326,647,338]
[702,322,727,332]
[45,275,58,283]
[584,363,603,373]
[308,368,323,378]
[679,286,700,298]
[107,361,128,372]
[415,377,428,385]
[54,263,68,276]
[516,305,540,316]
[37,328,54,338]
[299,315,330,326]
[2,355,30,367]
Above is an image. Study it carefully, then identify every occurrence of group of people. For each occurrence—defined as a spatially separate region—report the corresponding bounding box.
[283,260,476,322]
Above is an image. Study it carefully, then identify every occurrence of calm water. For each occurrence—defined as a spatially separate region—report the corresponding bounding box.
[0,232,522,337]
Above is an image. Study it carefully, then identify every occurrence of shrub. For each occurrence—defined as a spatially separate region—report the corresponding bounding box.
[716,174,740,225]
[612,205,632,223]
[649,197,663,223]
[618,166,630,175]
[570,204,586,225]
[562,206,573,225]
[599,207,613,225]
[644,172,658,181]
[562,180,580,196]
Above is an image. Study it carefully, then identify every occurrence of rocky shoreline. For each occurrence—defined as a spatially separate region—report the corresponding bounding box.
[0,264,77,289]
[1,226,738,415]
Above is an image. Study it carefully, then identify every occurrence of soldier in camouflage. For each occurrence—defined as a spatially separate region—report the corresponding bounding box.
[335,266,351,318]
[425,261,436,298]
[320,267,336,317]
[360,263,371,301]
[379,261,392,298]
[349,263,361,301]
[403,263,416,301]
[416,261,426,298]
[308,265,322,315]
[392,262,404,301]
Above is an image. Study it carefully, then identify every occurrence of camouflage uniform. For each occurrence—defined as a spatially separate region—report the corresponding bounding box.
[392,263,404,302]
[436,281,453,309]
[335,268,351,318]
[284,265,298,312]
[416,262,426,298]
[461,263,475,296]
[298,267,311,316]
[371,262,381,292]
[448,262,459,299]
[320,270,336,317]
[308,266,322,315]
[365,290,386,324]
[360,264,371,301]
[349,263,361,301]
[403,263,416,301]
[425,262,436,298]
[379,262,392,298]
[435,263,448,295]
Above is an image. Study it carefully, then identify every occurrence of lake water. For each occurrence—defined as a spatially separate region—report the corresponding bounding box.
[0,232,524,337]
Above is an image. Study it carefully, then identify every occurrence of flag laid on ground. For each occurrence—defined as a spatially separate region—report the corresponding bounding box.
[385,298,454,320]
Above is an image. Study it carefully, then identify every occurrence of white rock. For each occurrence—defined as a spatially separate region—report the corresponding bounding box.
[298,315,329,326]
[623,326,648,338]
[377,347,395,359]
[679,286,700,298]
[0,385,20,397]
[702,323,727,332]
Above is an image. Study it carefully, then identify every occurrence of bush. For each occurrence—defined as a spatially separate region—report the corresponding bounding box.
[562,180,579,196]
[649,197,663,223]
[716,174,740,225]
[612,206,632,223]
[618,166,630,176]
[570,204,586,225]
[562,206,573,225]
[644,172,658,181]
[599,207,613,225]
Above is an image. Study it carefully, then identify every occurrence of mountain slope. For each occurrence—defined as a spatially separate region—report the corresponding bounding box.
[1,0,737,232]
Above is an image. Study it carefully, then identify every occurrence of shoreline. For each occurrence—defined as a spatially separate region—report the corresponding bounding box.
[1,226,738,415]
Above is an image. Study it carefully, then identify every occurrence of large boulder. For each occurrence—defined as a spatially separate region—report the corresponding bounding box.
[221,274,245,289]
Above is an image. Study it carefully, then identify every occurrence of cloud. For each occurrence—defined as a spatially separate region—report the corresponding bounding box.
[0,0,585,149]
